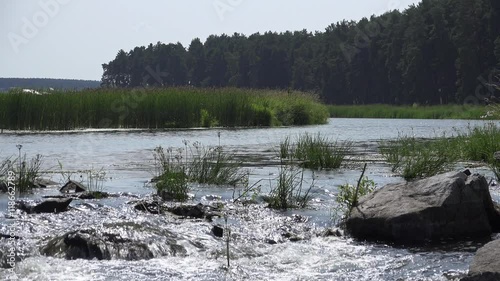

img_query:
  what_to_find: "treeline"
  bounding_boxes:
[101,0,500,105]
[0,78,100,92]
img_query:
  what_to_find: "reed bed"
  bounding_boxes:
[329,104,490,120]
[0,88,329,130]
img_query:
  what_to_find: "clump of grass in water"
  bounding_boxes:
[188,142,248,186]
[279,133,352,170]
[153,141,248,201]
[457,123,500,162]
[266,164,314,210]
[333,164,375,224]
[14,153,43,193]
[379,134,459,180]
[380,123,500,181]
[153,146,189,202]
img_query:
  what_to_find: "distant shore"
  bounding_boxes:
[328,104,497,120]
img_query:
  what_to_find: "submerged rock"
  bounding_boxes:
[41,228,185,260]
[321,228,343,237]
[76,191,110,199]
[461,239,500,281]
[346,171,500,244]
[168,203,205,218]
[133,200,163,214]
[212,225,224,238]
[33,178,58,188]
[0,181,7,192]
[17,198,73,214]
[60,180,87,193]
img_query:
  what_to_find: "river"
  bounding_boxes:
[0,118,499,280]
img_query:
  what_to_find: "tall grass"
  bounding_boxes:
[279,133,352,170]
[153,143,248,201]
[380,123,500,180]
[0,88,329,130]
[456,123,500,162]
[266,165,313,210]
[153,146,189,201]
[329,104,491,120]
[294,133,352,169]
[380,135,458,180]
[188,144,248,186]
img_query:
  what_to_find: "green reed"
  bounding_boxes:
[0,88,328,130]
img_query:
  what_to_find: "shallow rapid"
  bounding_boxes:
[1,118,499,280]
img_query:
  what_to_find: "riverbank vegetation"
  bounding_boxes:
[329,104,492,120]
[0,88,328,130]
[380,123,500,180]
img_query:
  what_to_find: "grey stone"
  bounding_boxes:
[18,198,73,214]
[60,180,87,193]
[345,171,500,244]
[461,239,500,281]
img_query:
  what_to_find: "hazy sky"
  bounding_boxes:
[1,0,421,81]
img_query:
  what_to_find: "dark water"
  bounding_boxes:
[0,118,499,280]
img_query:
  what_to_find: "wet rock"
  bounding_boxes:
[265,239,277,245]
[77,191,110,199]
[17,198,72,214]
[461,239,500,281]
[60,180,87,193]
[33,178,58,188]
[157,189,177,201]
[0,181,7,192]
[212,225,224,238]
[0,234,21,240]
[282,231,303,242]
[346,171,500,244]
[43,191,114,200]
[134,200,163,214]
[321,228,343,237]
[41,228,185,261]
[168,203,205,219]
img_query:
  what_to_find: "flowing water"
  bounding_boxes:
[0,118,499,281]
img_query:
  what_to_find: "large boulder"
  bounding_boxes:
[461,239,500,281]
[345,171,500,244]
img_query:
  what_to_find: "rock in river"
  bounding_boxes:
[17,198,73,214]
[461,239,500,281]
[345,171,500,244]
[41,228,186,260]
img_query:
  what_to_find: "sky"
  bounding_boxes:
[0,0,422,81]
